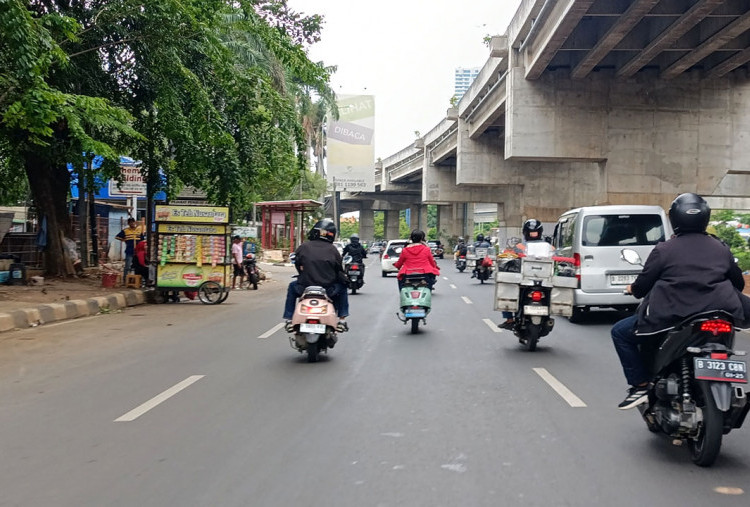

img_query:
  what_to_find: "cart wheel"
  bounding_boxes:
[218,288,230,303]
[198,281,224,304]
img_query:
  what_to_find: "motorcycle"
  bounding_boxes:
[288,285,339,362]
[509,256,555,351]
[473,246,493,283]
[397,272,433,334]
[343,254,364,294]
[620,249,749,466]
[242,253,260,290]
[455,255,467,272]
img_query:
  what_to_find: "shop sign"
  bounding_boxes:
[155,205,229,224]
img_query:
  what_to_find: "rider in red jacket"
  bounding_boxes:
[394,230,440,291]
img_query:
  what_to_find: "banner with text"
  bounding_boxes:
[327,94,375,192]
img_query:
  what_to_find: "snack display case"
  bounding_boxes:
[154,205,231,304]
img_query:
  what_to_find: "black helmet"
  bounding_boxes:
[523,219,543,241]
[476,233,484,243]
[458,237,465,243]
[308,219,336,242]
[669,193,710,234]
[350,233,359,243]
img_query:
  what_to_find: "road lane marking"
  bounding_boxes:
[461,296,473,305]
[533,368,587,408]
[258,322,285,339]
[483,319,502,333]
[115,375,205,422]
[450,284,457,289]
[442,277,449,280]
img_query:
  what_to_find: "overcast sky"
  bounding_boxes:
[287,0,523,159]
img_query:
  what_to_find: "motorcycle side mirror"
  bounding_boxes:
[621,248,642,266]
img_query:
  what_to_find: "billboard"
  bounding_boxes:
[327,95,375,192]
[109,160,146,196]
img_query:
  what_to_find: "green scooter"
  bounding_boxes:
[397,273,433,334]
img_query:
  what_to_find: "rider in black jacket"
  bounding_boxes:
[343,233,368,280]
[612,193,750,410]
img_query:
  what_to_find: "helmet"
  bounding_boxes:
[522,219,543,241]
[669,193,710,234]
[476,233,485,243]
[350,233,359,243]
[308,219,336,242]
[458,237,465,243]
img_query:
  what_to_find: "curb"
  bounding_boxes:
[0,290,146,333]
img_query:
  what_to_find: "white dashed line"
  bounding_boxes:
[450,284,457,289]
[258,322,285,339]
[443,277,449,280]
[533,368,587,408]
[461,296,473,305]
[483,319,502,333]
[115,375,205,422]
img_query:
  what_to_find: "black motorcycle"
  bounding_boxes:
[343,255,364,294]
[242,254,260,290]
[510,282,554,351]
[455,255,467,272]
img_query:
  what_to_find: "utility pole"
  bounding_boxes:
[332,177,338,239]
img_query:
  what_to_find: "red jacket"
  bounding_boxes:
[393,243,440,280]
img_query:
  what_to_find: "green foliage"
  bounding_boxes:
[373,211,384,239]
[339,219,358,239]
[713,223,747,250]
[712,209,736,222]
[711,211,750,271]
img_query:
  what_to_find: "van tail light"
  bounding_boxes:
[700,319,732,336]
[530,291,543,302]
[383,254,389,259]
[573,253,581,285]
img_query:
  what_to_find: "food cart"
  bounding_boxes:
[154,205,231,304]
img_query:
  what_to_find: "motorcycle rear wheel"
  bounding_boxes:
[688,381,723,467]
[410,318,419,334]
[524,324,540,352]
[351,286,357,295]
[307,340,321,363]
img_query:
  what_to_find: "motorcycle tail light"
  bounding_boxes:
[460,255,465,259]
[410,291,422,299]
[711,352,729,360]
[531,291,543,302]
[301,304,327,315]
[700,319,732,336]
[307,319,320,324]
[350,265,359,270]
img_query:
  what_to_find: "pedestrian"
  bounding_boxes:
[116,217,144,285]
[231,235,244,289]
[132,238,149,286]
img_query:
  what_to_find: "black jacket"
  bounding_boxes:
[294,240,346,288]
[343,242,367,263]
[632,232,748,334]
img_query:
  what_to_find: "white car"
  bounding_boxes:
[381,239,409,277]
[333,241,345,256]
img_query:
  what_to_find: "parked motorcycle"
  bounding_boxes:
[343,254,364,294]
[288,286,339,362]
[242,253,260,290]
[397,272,433,334]
[621,249,749,466]
[455,255,467,272]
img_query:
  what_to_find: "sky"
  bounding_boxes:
[287,0,523,159]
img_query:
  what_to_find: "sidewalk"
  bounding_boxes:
[0,262,294,333]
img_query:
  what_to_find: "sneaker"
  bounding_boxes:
[498,319,515,330]
[336,321,349,333]
[618,386,649,410]
[284,320,294,333]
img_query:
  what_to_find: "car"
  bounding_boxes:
[333,241,345,256]
[369,244,382,254]
[427,240,444,259]
[381,239,409,277]
[551,204,672,322]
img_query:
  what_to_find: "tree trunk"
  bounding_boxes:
[25,153,74,276]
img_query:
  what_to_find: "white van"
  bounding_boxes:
[551,205,672,322]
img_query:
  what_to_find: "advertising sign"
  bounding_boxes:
[109,162,147,196]
[271,212,285,225]
[155,205,229,224]
[327,95,376,192]
[157,223,226,235]
[156,264,231,288]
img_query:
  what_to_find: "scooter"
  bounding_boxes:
[343,254,364,294]
[475,255,494,284]
[397,273,433,334]
[455,255,467,272]
[288,286,339,362]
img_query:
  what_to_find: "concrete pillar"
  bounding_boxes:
[437,204,462,240]
[359,207,374,243]
[384,210,400,240]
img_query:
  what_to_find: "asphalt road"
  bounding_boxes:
[0,258,748,506]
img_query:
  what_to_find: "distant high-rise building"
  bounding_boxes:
[454,67,480,101]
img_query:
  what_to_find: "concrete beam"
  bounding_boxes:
[429,127,458,165]
[490,35,509,58]
[467,75,508,140]
[525,0,596,80]
[571,0,660,79]
[661,10,750,79]
[706,47,750,78]
[617,0,724,78]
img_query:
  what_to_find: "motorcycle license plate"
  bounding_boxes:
[348,271,359,276]
[300,323,326,334]
[694,357,747,383]
[405,310,426,318]
[523,305,549,316]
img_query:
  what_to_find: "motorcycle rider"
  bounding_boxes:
[498,219,547,329]
[454,237,468,260]
[394,229,440,291]
[612,193,750,409]
[283,219,349,333]
[342,233,368,280]
[470,233,492,278]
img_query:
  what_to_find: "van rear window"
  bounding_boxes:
[582,215,665,246]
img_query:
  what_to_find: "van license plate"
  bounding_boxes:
[523,305,549,316]
[694,358,747,383]
[300,323,326,334]
[610,274,638,285]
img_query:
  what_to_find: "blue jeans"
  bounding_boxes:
[611,314,650,386]
[124,254,134,282]
[283,281,349,320]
